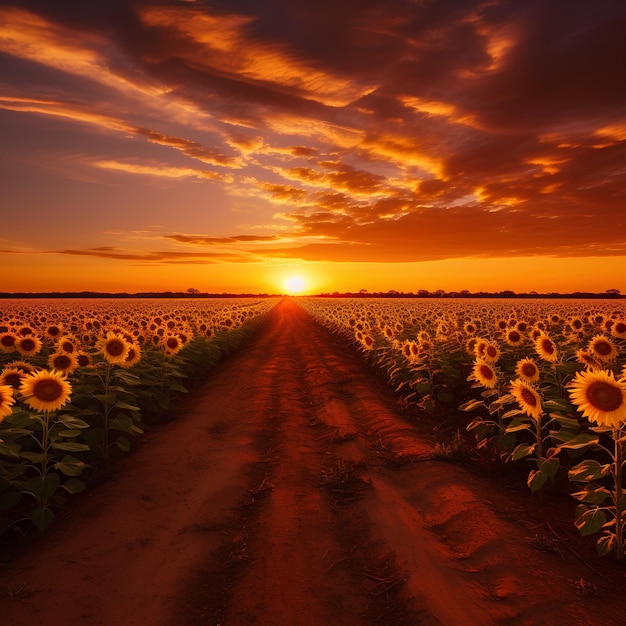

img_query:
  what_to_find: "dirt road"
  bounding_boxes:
[0,298,624,625]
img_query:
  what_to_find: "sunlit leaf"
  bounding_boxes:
[574,505,607,536]
[568,459,612,482]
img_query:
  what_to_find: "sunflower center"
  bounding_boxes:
[486,346,497,358]
[508,331,521,342]
[615,322,626,334]
[541,339,554,354]
[106,339,126,356]
[520,387,538,407]
[521,363,537,377]
[166,338,179,349]
[587,382,623,412]
[21,338,35,351]
[33,379,63,402]
[479,365,494,379]
[53,355,71,369]
[594,341,612,356]
[1,335,15,347]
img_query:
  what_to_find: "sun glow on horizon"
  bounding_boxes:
[283,275,306,294]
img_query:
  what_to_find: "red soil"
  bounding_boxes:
[1,298,625,625]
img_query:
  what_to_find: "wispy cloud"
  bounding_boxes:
[92,159,233,182]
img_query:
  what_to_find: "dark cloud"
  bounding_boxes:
[165,233,282,245]
[467,0,626,131]
[52,245,254,263]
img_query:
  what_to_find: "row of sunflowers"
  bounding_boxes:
[0,298,277,534]
[299,297,626,560]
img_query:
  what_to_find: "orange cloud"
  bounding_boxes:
[139,5,378,108]
[92,159,232,182]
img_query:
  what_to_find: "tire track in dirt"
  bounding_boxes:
[2,299,625,626]
[214,346,366,625]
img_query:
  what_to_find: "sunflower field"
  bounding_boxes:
[299,297,626,559]
[0,298,277,534]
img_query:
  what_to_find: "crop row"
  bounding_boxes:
[299,297,626,560]
[0,298,277,535]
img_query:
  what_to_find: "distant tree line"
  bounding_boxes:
[0,288,622,299]
[0,291,273,299]
[315,288,624,299]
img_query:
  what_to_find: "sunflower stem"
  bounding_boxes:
[40,413,50,477]
[99,362,113,466]
[614,427,624,560]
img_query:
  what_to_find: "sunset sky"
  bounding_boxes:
[1,0,625,295]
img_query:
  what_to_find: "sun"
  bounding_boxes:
[284,275,306,294]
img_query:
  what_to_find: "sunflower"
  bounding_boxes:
[0,367,26,390]
[56,336,78,354]
[465,337,478,355]
[496,319,508,331]
[474,339,488,359]
[162,334,183,356]
[0,384,15,421]
[535,333,558,363]
[590,313,605,327]
[509,379,542,420]
[587,334,618,362]
[4,360,36,374]
[549,314,561,325]
[576,350,600,370]
[505,329,524,346]
[15,335,43,357]
[97,332,131,364]
[76,352,93,368]
[401,341,412,359]
[516,321,529,333]
[464,322,477,335]
[471,360,498,388]
[611,320,626,339]
[47,351,79,375]
[515,357,540,384]
[569,317,584,332]
[0,332,17,353]
[568,369,626,428]
[19,369,72,414]
[44,324,63,339]
[482,342,501,363]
